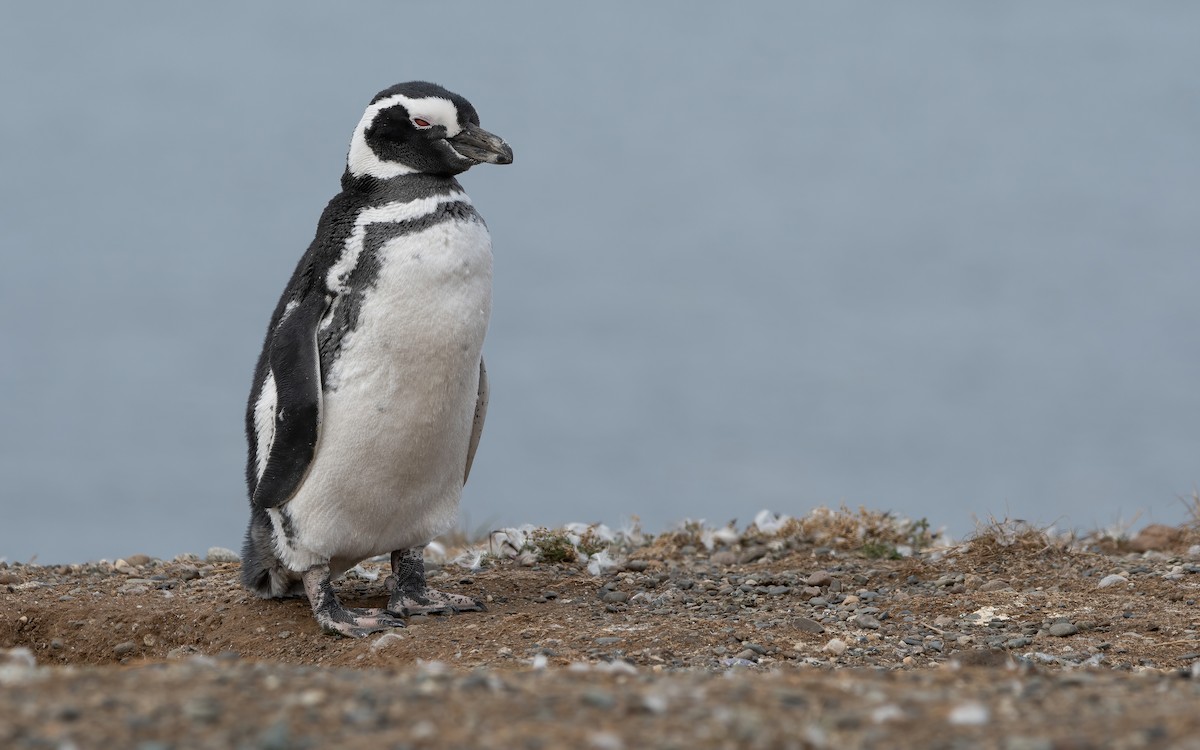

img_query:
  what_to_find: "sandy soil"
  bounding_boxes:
[3,512,1200,749]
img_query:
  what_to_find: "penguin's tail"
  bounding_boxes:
[240,508,302,599]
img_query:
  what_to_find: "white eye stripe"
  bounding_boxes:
[347,94,462,178]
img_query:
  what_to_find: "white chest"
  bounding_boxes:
[275,216,493,570]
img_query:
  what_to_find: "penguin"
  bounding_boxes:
[240,82,513,637]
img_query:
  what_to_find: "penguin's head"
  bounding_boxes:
[346,81,513,180]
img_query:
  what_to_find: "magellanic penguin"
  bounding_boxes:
[240,82,513,637]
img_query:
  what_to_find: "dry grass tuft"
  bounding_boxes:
[1183,490,1200,531]
[959,516,1075,563]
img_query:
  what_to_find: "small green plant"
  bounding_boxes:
[526,529,578,564]
[576,529,608,557]
[860,541,901,560]
[906,517,932,552]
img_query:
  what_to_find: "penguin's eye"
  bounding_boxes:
[412,118,432,128]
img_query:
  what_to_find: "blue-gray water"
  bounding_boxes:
[2,3,1198,563]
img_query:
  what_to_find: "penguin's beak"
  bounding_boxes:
[449,122,514,165]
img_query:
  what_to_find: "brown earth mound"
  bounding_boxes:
[3,512,1200,749]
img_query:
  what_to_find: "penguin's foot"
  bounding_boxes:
[384,546,487,617]
[302,565,405,638]
[387,588,487,617]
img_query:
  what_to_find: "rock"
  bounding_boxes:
[793,617,825,634]
[0,647,36,668]
[589,731,624,750]
[955,650,1011,667]
[206,547,240,563]
[822,638,848,655]
[183,696,220,723]
[1128,524,1183,552]
[167,645,201,660]
[595,636,622,645]
[1048,622,1079,637]
[113,641,139,656]
[948,702,990,726]
[370,633,406,653]
[852,614,882,630]
[257,719,293,750]
[711,551,737,566]
[582,689,617,709]
[624,560,649,572]
[766,585,790,596]
[806,571,833,587]
[978,580,1012,592]
[601,591,630,604]
[1097,574,1128,589]
[125,554,152,566]
[739,546,768,564]
[178,566,201,581]
[0,572,20,585]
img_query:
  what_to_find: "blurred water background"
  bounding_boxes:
[2,2,1198,562]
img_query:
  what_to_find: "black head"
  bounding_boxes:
[346,81,513,179]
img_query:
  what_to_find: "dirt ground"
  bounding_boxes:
[3,511,1200,749]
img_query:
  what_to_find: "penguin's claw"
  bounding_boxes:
[387,589,487,617]
[316,607,406,638]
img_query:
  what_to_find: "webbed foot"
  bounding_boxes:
[388,589,487,617]
[302,565,405,638]
[384,546,487,617]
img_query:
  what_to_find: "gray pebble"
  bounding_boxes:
[114,641,138,656]
[1003,738,1054,750]
[178,566,201,581]
[1048,622,1079,637]
[852,614,882,630]
[793,617,825,634]
[711,551,737,566]
[183,696,220,723]
[601,591,630,604]
[582,689,617,709]
[257,719,292,750]
[978,579,1012,592]
[767,586,790,596]
[806,571,833,587]
[736,648,759,661]
[624,560,649,572]
[595,637,622,645]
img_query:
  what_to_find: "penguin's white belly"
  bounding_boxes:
[275,219,492,573]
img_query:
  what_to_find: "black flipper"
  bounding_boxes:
[252,292,326,510]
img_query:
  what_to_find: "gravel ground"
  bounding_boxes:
[3,513,1200,749]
